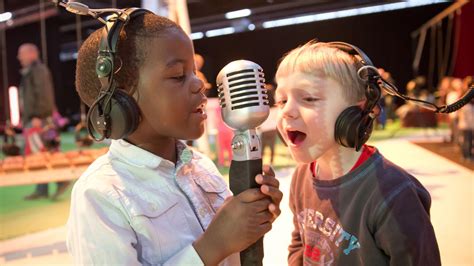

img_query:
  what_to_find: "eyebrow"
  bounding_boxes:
[166,59,186,68]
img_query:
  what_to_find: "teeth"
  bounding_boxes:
[196,108,205,114]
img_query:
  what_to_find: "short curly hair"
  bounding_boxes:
[75,12,182,106]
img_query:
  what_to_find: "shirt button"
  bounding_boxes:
[149,203,157,211]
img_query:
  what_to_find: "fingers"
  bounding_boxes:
[255,165,278,188]
[254,165,283,221]
[237,188,266,203]
[268,203,281,222]
[263,164,275,177]
[257,221,272,234]
[255,210,274,224]
[246,211,273,234]
[253,198,272,212]
[258,178,283,217]
[259,183,282,202]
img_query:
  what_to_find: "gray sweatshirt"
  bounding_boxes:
[288,147,441,266]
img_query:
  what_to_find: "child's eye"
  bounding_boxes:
[172,75,186,82]
[275,99,287,108]
[303,97,319,103]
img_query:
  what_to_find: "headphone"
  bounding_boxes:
[85,7,150,141]
[329,42,382,151]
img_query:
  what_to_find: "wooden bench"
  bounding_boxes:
[0,148,108,187]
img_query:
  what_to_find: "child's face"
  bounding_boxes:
[275,72,351,163]
[134,29,206,142]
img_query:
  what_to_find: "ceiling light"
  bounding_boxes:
[205,27,235,37]
[190,32,204,40]
[225,9,251,20]
[262,0,449,29]
[0,12,12,23]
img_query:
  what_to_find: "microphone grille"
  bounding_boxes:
[216,60,270,130]
[217,62,269,110]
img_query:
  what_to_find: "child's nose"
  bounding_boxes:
[281,100,298,119]
[192,75,205,94]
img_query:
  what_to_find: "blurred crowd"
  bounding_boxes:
[378,70,474,162]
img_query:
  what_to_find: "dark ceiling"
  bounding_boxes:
[3,0,399,33]
[4,0,396,18]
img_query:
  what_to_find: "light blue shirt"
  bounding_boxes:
[67,139,240,265]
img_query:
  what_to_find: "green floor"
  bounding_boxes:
[0,121,446,240]
[0,132,105,240]
[0,183,73,240]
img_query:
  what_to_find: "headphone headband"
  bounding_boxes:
[59,2,179,143]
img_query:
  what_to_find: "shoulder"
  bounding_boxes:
[371,152,431,212]
[377,154,428,193]
[71,154,126,203]
[31,62,50,74]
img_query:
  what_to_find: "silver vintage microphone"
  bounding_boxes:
[216,60,270,266]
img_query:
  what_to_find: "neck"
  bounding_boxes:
[126,136,178,163]
[315,145,362,181]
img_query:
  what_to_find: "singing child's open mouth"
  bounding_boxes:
[287,130,307,146]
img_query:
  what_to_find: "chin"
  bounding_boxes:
[289,150,315,164]
[186,128,205,140]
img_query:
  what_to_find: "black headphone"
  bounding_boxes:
[329,42,382,151]
[86,8,150,141]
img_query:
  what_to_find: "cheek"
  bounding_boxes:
[276,113,285,136]
[304,111,331,140]
[303,110,339,160]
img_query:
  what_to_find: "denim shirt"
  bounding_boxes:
[67,139,240,265]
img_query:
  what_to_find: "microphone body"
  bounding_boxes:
[216,60,270,266]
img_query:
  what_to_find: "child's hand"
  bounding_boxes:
[193,188,273,265]
[255,164,283,222]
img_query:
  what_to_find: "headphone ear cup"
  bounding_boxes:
[335,106,375,151]
[335,106,364,149]
[107,89,141,139]
[88,89,140,140]
[358,116,374,151]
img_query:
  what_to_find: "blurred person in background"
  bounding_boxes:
[446,78,463,143]
[457,76,474,162]
[17,43,70,200]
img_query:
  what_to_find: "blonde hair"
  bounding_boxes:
[276,40,366,103]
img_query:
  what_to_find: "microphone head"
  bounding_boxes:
[216,60,270,130]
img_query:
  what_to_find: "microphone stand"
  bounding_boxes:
[229,128,264,266]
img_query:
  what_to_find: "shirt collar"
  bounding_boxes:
[109,139,194,169]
